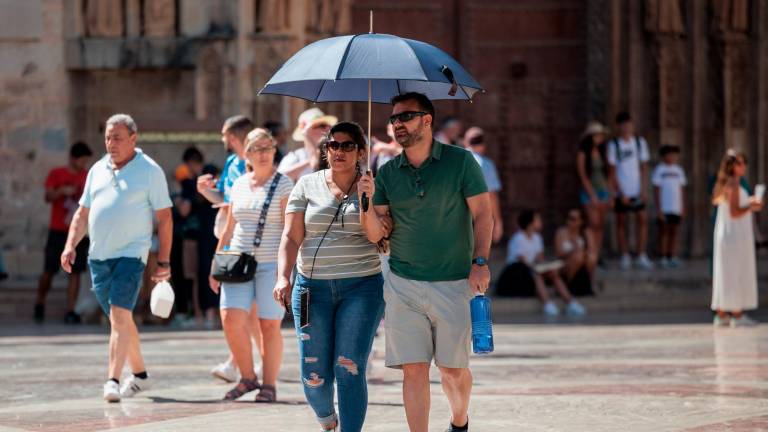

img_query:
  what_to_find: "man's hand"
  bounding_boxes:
[197,174,216,194]
[468,264,490,295]
[151,264,171,283]
[273,276,293,309]
[60,246,76,273]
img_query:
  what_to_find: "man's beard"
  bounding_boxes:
[395,123,423,148]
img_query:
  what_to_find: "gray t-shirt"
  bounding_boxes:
[286,170,381,279]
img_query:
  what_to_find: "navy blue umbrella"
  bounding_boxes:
[258,33,484,103]
[259,15,484,208]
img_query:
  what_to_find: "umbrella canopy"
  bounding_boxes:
[258,33,483,103]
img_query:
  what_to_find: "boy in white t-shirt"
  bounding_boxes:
[652,145,686,268]
[505,210,586,317]
[607,111,653,270]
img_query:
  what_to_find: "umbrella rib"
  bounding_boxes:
[335,33,364,81]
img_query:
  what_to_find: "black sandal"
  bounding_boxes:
[223,377,260,401]
[253,384,277,403]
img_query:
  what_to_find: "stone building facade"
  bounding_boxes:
[0,0,765,276]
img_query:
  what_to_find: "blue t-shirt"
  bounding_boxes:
[217,154,247,203]
[79,148,173,263]
[470,151,502,193]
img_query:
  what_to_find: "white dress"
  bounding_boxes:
[711,187,758,311]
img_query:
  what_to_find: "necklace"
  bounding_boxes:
[327,170,359,202]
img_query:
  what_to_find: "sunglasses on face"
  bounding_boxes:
[388,111,427,125]
[246,145,276,154]
[325,140,358,152]
[469,135,485,145]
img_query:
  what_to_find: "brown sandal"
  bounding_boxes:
[253,384,277,403]
[223,377,260,401]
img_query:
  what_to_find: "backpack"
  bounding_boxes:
[611,135,642,164]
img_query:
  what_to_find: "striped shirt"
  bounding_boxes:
[229,172,294,263]
[286,170,381,279]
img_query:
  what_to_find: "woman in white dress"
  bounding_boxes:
[711,150,763,327]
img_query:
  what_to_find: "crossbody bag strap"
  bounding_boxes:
[253,172,283,249]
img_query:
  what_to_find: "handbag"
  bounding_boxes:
[211,173,282,283]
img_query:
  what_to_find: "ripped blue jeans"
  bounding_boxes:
[292,273,384,432]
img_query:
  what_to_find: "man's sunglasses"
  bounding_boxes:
[388,111,428,125]
[325,140,359,152]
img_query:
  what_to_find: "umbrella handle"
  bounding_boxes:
[361,192,369,212]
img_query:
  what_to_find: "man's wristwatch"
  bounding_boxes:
[472,256,488,266]
[157,261,170,269]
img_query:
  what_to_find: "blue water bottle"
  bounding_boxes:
[470,294,494,354]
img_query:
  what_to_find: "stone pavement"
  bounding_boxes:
[0,319,767,432]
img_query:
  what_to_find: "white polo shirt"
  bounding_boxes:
[79,148,172,263]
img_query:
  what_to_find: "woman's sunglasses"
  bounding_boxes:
[246,145,276,154]
[388,111,427,125]
[325,140,358,152]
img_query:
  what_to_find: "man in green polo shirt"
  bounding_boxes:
[358,92,493,432]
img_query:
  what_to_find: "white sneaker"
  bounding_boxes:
[713,315,730,327]
[542,301,559,317]
[565,301,586,317]
[211,360,239,383]
[636,254,654,270]
[620,254,632,270]
[103,380,121,402]
[120,374,152,398]
[730,315,759,328]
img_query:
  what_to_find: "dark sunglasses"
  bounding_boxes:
[469,135,485,146]
[388,111,427,125]
[325,140,358,152]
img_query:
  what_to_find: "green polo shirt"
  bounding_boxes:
[373,140,488,281]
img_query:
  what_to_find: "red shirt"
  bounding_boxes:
[45,167,88,232]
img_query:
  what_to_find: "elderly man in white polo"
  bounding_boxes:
[61,114,173,402]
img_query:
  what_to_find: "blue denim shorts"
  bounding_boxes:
[220,262,284,320]
[89,257,146,315]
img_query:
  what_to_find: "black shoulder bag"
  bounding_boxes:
[211,173,282,283]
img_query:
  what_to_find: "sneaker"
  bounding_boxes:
[542,301,559,317]
[730,315,759,328]
[669,257,682,268]
[120,374,152,398]
[713,315,730,327]
[211,361,239,383]
[620,254,632,270]
[636,254,654,270]
[103,380,121,402]
[33,304,45,323]
[660,257,671,269]
[565,301,586,317]
[64,311,81,324]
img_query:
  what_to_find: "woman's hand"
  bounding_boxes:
[273,276,293,309]
[357,172,375,206]
[209,274,220,294]
[749,197,763,212]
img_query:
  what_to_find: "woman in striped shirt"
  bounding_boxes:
[213,128,294,402]
[274,122,389,432]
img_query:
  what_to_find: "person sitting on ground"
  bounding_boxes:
[554,208,596,296]
[502,210,587,317]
